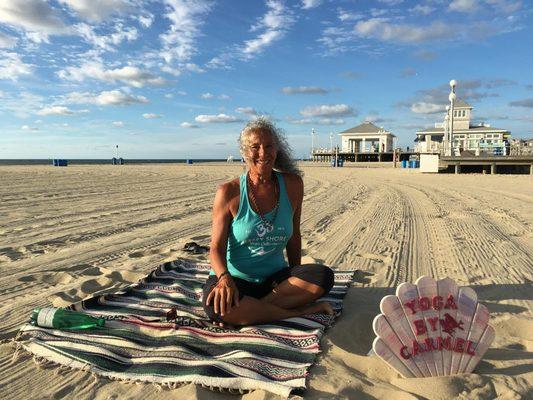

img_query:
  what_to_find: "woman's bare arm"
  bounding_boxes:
[209,183,233,277]
[285,174,303,267]
[207,182,240,316]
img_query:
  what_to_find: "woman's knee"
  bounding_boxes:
[291,263,334,295]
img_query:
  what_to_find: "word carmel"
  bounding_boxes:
[400,336,476,359]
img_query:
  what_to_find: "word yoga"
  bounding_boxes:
[372,276,495,378]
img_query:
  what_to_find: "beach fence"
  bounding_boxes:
[52,159,68,167]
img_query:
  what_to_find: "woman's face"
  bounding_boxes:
[244,129,277,176]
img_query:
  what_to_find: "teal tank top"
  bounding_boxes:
[225,171,293,283]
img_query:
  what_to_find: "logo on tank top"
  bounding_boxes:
[255,222,274,238]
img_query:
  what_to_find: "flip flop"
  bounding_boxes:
[183,242,199,251]
[192,244,209,254]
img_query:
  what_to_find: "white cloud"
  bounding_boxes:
[74,22,138,50]
[160,65,181,76]
[58,0,130,22]
[354,18,449,44]
[410,5,435,15]
[288,117,345,125]
[410,102,445,114]
[37,106,76,116]
[301,0,323,9]
[195,114,242,123]
[0,52,33,81]
[378,0,404,5]
[21,125,38,131]
[363,114,392,124]
[236,107,257,115]
[184,63,205,73]
[139,14,154,28]
[300,104,355,117]
[241,0,295,57]
[58,61,166,87]
[200,92,229,100]
[159,0,213,63]
[449,0,479,13]
[486,0,522,14]
[0,91,43,118]
[338,10,364,21]
[113,121,124,127]
[143,113,163,119]
[164,93,174,99]
[64,90,149,106]
[0,32,17,48]
[177,90,187,96]
[180,122,199,128]
[0,0,70,42]
[282,86,328,95]
[96,90,148,105]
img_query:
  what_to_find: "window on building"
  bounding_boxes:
[462,110,466,117]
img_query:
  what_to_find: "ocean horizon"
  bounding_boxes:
[0,159,236,166]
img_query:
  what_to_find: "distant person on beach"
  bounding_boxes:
[203,117,334,326]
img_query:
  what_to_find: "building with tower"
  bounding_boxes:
[415,99,511,155]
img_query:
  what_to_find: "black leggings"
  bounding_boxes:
[202,264,334,322]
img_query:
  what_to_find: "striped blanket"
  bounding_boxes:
[17,259,354,397]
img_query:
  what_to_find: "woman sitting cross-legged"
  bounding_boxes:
[202,117,334,326]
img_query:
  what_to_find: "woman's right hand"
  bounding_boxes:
[206,274,240,317]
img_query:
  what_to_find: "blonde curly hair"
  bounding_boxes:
[238,116,302,176]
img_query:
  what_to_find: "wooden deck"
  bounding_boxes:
[311,151,417,162]
[439,156,533,174]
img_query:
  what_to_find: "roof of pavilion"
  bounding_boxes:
[340,122,396,136]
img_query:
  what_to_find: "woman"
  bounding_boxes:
[203,117,334,326]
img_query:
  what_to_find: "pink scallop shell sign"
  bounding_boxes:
[372,276,495,377]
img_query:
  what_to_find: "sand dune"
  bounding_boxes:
[0,163,531,399]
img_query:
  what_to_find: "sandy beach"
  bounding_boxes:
[0,163,531,399]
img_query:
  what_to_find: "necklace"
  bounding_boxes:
[247,172,279,231]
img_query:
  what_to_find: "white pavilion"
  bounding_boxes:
[339,122,395,153]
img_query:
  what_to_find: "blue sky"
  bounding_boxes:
[1,0,532,159]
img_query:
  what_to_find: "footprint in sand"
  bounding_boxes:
[48,290,83,307]
[356,252,392,265]
[41,272,77,285]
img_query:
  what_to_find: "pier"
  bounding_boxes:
[439,156,533,175]
[311,151,417,163]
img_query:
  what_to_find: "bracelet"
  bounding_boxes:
[218,271,231,280]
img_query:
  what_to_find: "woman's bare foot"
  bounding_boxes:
[301,301,334,316]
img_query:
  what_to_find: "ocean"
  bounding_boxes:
[0,159,231,166]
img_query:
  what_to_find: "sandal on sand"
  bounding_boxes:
[183,242,209,254]
[183,242,198,251]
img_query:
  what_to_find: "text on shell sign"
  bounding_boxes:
[399,294,476,359]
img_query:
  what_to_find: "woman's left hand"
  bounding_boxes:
[206,274,240,317]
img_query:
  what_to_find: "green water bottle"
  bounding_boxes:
[30,307,105,330]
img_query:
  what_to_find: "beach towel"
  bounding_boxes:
[16,259,355,398]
